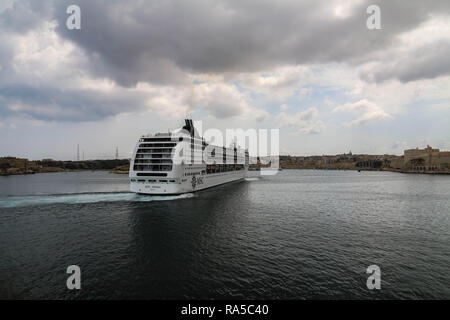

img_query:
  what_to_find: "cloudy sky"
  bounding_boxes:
[1,0,450,160]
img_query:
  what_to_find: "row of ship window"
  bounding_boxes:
[131,179,177,183]
[138,137,249,153]
[133,165,173,171]
[206,164,245,174]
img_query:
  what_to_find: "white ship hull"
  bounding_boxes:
[130,165,246,195]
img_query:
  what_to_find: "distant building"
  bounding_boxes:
[388,156,404,170]
[404,145,450,171]
[356,159,383,169]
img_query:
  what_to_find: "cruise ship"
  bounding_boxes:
[129,119,249,195]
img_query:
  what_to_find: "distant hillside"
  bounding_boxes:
[0,157,130,175]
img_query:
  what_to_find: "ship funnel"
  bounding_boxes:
[183,119,195,137]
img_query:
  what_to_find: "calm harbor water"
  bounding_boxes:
[0,170,449,299]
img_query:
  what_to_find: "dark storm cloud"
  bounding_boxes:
[50,0,450,85]
[0,85,150,121]
[369,41,450,83]
[0,0,53,33]
[3,0,450,84]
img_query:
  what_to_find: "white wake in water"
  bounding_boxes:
[245,177,260,181]
[0,192,194,208]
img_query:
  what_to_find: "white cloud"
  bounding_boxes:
[298,87,312,100]
[333,99,392,126]
[276,107,325,134]
[189,82,249,118]
[189,82,268,121]
[236,66,311,102]
[8,20,88,87]
[280,104,289,111]
[332,0,365,19]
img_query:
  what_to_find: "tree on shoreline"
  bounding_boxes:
[0,162,11,174]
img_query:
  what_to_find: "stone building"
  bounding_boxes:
[388,156,404,170]
[403,145,450,171]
